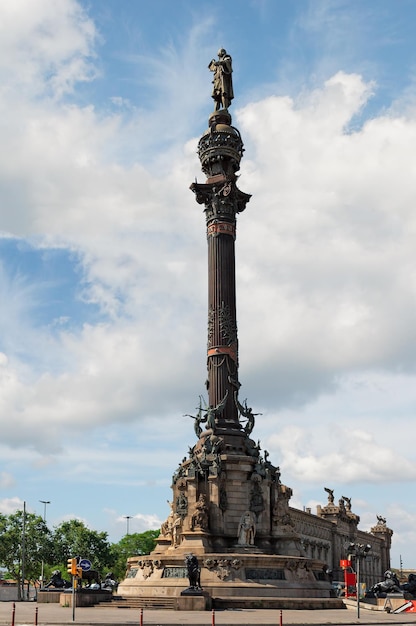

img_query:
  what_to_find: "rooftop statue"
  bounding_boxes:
[342,496,352,511]
[324,487,334,503]
[209,48,234,111]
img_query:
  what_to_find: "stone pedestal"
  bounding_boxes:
[37,590,61,603]
[118,410,332,605]
[178,590,212,611]
[59,590,112,607]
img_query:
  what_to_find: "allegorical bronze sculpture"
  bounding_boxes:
[367,570,416,599]
[44,570,71,589]
[209,48,234,110]
[402,573,416,597]
[367,570,402,597]
[185,554,201,590]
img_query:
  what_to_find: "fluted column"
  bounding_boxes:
[191,109,250,433]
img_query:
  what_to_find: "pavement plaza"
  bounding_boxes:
[0,601,415,626]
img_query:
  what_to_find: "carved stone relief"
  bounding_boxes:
[204,557,242,581]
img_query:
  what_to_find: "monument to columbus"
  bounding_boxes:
[118,50,392,609]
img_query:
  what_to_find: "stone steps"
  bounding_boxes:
[212,596,345,610]
[105,595,344,611]
[101,596,177,610]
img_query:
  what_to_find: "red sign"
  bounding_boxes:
[344,571,357,598]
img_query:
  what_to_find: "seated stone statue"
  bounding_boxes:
[191,494,209,531]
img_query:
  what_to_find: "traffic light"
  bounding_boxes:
[76,567,83,579]
[67,557,77,576]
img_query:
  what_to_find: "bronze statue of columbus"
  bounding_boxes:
[209,48,234,110]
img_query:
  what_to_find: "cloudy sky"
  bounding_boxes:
[1,0,416,570]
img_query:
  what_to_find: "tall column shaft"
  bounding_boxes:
[207,221,238,425]
[190,109,251,434]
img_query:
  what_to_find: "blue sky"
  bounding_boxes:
[1,0,416,571]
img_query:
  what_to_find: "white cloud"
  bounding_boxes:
[116,513,161,533]
[236,73,416,405]
[0,0,97,99]
[384,505,416,560]
[0,473,15,489]
[0,496,24,514]
[269,423,416,484]
[256,371,416,489]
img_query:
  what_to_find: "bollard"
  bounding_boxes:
[139,607,143,626]
[279,609,283,626]
[212,607,215,626]
[35,606,38,626]
[11,602,15,626]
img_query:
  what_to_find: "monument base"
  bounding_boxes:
[118,551,332,607]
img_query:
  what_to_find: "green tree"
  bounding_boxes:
[110,530,160,581]
[0,510,53,600]
[51,519,113,575]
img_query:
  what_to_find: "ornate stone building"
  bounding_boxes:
[291,493,392,588]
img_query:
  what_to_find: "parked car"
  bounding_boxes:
[332,581,346,597]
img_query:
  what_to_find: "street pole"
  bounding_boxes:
[72,576,76,622]
[124,515,132,535]
[347,542,371,619]
[356,553,360,619]
[39,500,50,589]
[21,502,26,601]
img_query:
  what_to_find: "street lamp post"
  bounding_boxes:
[348,542,371,619]
[21,501,26,601]
[40,500,50,522]
[124,515,132,535]
[39,500,50,589]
